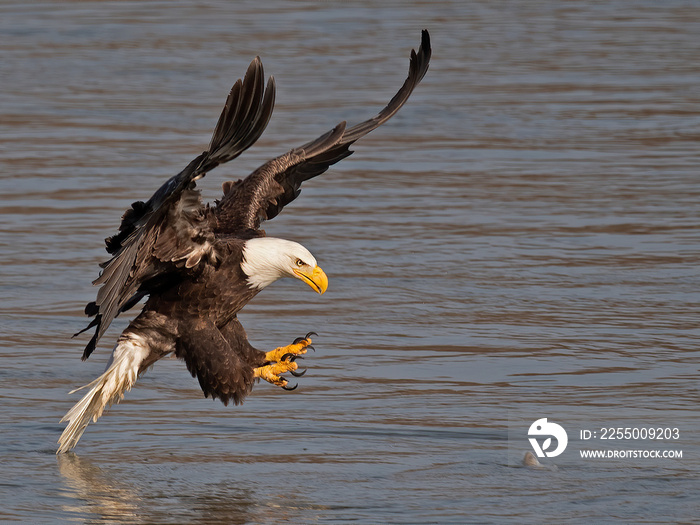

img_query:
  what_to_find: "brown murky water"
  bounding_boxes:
[1,1,699,523]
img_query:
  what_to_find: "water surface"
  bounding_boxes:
[1,1,699,523]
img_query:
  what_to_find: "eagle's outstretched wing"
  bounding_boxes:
[79,58,275,359]
[213,30,431,233]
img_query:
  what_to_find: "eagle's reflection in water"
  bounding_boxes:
[56,454,273,524]
[57,454,141,524]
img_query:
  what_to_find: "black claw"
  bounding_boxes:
[282,382,298,391]
[305,331,318,339]
[293,337,306,345]
[291,368,307,377]
[306,345,315,353]
[281,353,295,362]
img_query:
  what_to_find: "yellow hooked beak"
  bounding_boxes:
[294,265,328,295]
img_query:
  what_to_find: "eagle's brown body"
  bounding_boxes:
[58,31,431,453]
[133,239,265,405]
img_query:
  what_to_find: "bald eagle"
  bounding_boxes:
[57,31,431,453]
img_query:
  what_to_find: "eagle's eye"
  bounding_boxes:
[295,258,305,267]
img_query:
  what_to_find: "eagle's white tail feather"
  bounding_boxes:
[57,335,149,454]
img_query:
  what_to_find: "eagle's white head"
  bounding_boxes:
[241,237,328,293]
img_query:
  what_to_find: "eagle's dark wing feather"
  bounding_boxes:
[79,58,275,359]
[214,30,431,233]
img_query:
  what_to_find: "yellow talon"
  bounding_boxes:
[254,360,299,386]
[264,336,313,363]
[256,334,316,390]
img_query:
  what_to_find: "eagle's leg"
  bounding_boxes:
[253,333,316,390]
